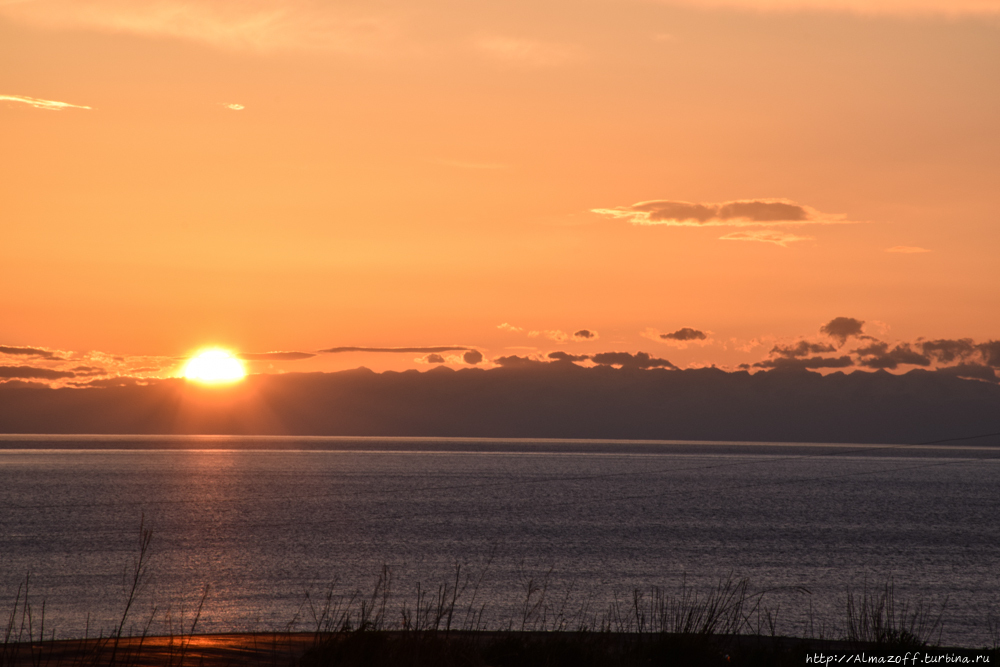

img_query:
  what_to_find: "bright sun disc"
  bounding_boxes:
[183,349,246,384]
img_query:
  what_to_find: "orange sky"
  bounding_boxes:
[2,0,999,382]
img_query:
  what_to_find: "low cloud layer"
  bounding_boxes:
[770,341,837,358]
[319,346,472,354]
[0,365,77,380]
[548,351,590,363]
[593,199,844,228]
[0,345,63,360]
[854,342,930,370]
[591,351,677,370]
[0,94,91,111]
[754,355,853,371]
[7,364,998,443]
[749,317,1000,381]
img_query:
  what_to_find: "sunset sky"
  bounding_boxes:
[3,0,999,385]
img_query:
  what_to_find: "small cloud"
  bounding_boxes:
[643,327,712,348]
[222,103,245,110]
[475,36,581,67]
[239,351,316,361]
[463,350,484,365]
[661,327,707,342]
[0,94,91,111]
[719,230,814,246]
[886,246,930,253]
[572,329,597,340]
[593,198,845,228]
[591,351,677,370]
[419,353,446,364]
[497,323,523,333]
[820,317,866,345]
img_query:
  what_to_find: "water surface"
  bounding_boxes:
[1,437,998,646]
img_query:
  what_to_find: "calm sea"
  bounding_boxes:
[1,436,998,647]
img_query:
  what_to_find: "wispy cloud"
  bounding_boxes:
[238,351,316,361]
[222,103,245,111]
[593,199,845,229]
[475,36,582,67]
[434,159,508,170]
[527,329,597,343]
[0,0,399,54]
[0,95,91,111]
[886,246,930,253]
[318,346,473,354]
[719,230,814,246]
[659,0,1000,16]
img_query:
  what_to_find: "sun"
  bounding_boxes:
[182,349,246,384]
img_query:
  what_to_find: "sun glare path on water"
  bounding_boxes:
[182,349,247,384]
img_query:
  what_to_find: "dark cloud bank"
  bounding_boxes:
[1,365,998,444]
